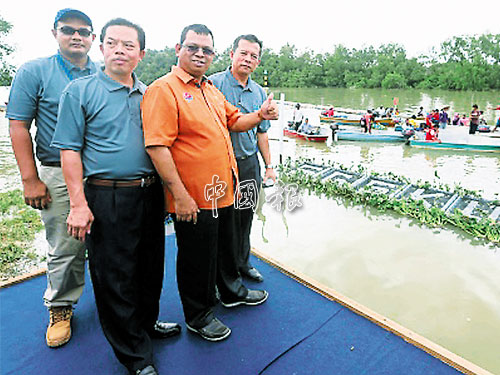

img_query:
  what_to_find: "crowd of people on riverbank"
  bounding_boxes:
[5,8,280,375]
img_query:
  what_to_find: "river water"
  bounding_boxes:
[1,87,500,373]
[251,89,500,374]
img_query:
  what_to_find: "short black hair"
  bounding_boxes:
[180,24,213,46]
[100,18,146,51]
[232,34,263,56]
[472,104,478,109]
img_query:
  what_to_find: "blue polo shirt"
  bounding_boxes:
[209,68,270,159]
[6,52,97,163]
[51,68,154,179]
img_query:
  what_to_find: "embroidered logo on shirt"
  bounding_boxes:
[183,92,193,103]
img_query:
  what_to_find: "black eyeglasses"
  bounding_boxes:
[58,26,93,38]
[182,44,215,56]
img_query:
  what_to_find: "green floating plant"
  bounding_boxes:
[278,158,500,245]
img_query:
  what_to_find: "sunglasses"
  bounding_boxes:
[182,44,215,57]
[58,26,93,37]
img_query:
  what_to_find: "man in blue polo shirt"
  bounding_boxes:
[52,18,180,375]
[6,8,96,348]
[210,34,276,282]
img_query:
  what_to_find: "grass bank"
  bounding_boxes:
[0,189,44,280]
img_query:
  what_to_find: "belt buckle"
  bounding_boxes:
[141,177,146,188]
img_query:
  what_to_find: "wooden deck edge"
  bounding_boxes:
[251,248,494,375]
[0,267,47,289]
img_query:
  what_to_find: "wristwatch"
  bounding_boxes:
[265,164,274,169]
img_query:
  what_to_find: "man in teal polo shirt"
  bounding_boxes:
[6,8,96,348]
[52,18,179,375]
[210,34,276,282]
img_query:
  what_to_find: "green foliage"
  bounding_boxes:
[134,33,500,91]
[278,160,500,245]
[0,15,15,86]
[0,190,44,278]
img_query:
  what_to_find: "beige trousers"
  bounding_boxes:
[40,166,86,308]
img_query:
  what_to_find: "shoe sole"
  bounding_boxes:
[185,324,231,342]
[221,291,269,308]
[46,330,71,348]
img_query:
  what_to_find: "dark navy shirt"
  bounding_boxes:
[6,52,97,163]
[209,68,270,159]
[51,68,154,179]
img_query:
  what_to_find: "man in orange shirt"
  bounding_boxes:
[142,24,278,342]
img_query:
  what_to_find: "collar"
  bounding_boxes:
[56,50,93,71]
[98,66,144,94]
[172,66,210,87]
[226,67,253,91]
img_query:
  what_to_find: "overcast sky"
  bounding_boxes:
[2,0,500,67]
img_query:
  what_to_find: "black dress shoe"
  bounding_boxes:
[186,317,231,341]
[241,267,264,282]
[221,289,269,308]
[134,365,158,375]
[148,320,181,339]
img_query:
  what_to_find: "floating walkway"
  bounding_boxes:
[0,235,493,374]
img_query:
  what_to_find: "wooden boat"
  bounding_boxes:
[409,139,500,153]
[330,117,361,126]
[283,128,329,142]
[375,118,396,126]
[319,116,337,123]
[336,131,406,143]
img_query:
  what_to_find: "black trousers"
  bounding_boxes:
[469,122,478,134]
[85,180,165,373]
[174,205,247,327]
[236,153,262,272]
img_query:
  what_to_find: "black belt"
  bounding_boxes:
[41,161,61,167]
[236,153,257,161]
[86,175,157,188]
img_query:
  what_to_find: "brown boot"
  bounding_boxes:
[46,306,73,348]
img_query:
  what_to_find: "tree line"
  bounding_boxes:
[1,14,498,91]
[135,34,500,91]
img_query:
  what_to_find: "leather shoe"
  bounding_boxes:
[241,267,264,282]
[134,365,158,375]
[148,320,181,339]
[221,289,269,308]
[186,317,231,341]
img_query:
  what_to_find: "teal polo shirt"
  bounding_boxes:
[209,68,270,159]
[6,52,97,163]
[51,68,155,179]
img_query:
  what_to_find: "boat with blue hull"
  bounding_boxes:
[409,139,500,153]
[336,130,406,143]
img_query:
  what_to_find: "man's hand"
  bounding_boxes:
[174,193,200,224]
[23,177,52,209]
[264,167,277,184]
[67,205,94,242]
[260,93,279,120]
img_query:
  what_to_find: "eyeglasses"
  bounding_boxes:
[182,44,215,57]
[58,26,93,37]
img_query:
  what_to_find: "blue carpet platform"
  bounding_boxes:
[1,235,465,375]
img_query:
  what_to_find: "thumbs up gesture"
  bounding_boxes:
[259,92,279,120]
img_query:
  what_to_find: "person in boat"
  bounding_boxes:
[325,106,335,117]
[363,110,373,134]
[141,24,276,343]
[298,118,312,134]
[425,123,439,141]
[292,103,304,130]
[459,114,469,126]
[6,8,97,349]
[417,106,424,117]
[439,108,449,129]
[209,34,276,283]
[469,104,480,135]
[452,113,460,125]
[52,18,181,375]
[492,106,500,132]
